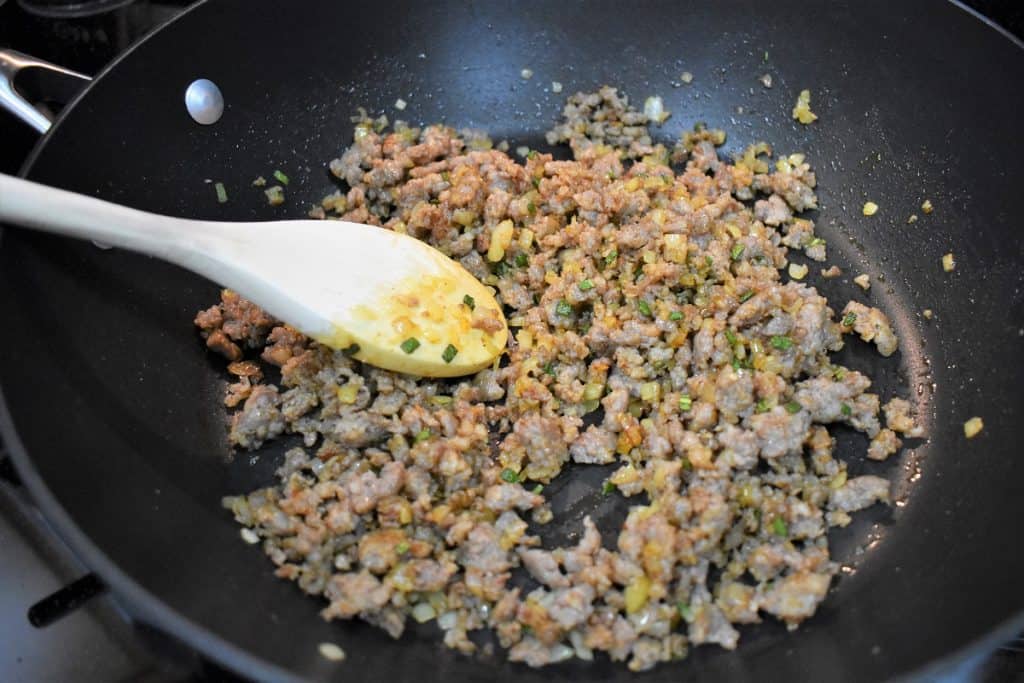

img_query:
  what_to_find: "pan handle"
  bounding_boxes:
[0,49,91,135]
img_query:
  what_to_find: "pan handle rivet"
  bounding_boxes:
[185,78,224,125]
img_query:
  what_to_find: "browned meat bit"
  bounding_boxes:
[204,329,241,361]
[569,425,617,464]
[460,523,512,601]
[519,548,569,588]
[483,483,542,512]
[228,360,262,379]
[754,194,792,226]
[841,301,898,357]
[358,528,407,574]
[471,307,505,334]
[829,475,890,512]
[322,570,392,619]
[229,385,284,449]
[194,289,277,360]
[687,602,739,649]
[261,326,309,366]
[224,361,263,407]
[867,428,902,461]
[883,397,924,437]
[716,582,760,623]
[746,406,812,459]
[224,380,253,407]
[759,572,831,626]
[501,414,570,482]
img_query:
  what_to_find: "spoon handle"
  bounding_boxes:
[0,172,200,261]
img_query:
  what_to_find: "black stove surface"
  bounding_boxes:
[0,1,1022,681]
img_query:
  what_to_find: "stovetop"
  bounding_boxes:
[1,1,1022,681]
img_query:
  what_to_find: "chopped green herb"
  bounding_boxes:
[531,176,541,189]
[755,399,770,414]
[500,468,520,483]
[400,337,421,354]
[637,300,652,317]
[808,237,826,247]
[494,261,510,277]
[731,244,745,261]
[724,328,738,346]
[526,149,538,160]
[441,344,458,364]
[842,312,857,327]
[739,290,755,303]
[770,335,793,351]
[395,540,410,554]
[341,343,361,356]
[272,169,290,185]
[555,300,573,316]
[731,357,742,371]
[832,366,847,381]
[679,395,693,411]
[785,401,802,415]
[841,403,853,417]
[532,484,544,494]
[527,201,536,214]
[463,294,476,310]
[543,361,556,376]
[772,517,788,537]
[677,602,693,621]
[705,255,714,268]
[414,428,431,442]
[669,311,683,321]
[515,253,529,268]
[578,279,595,291]
[601,481,616,495]
[604,250,618,267]
[214,182,228,203]
[441,171,450,183]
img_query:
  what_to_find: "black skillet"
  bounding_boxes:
[1,1,1023,681]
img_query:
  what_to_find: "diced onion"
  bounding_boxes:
[549,644,575,663]
[411,602,436,623]
[792,89,818,124]
[318,643,346,662]
[643,96,670,124]
[570,630,594,661]
[437,611,458,630]
[487,219,515,262]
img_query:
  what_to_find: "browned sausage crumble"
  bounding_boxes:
[199,87,921,670]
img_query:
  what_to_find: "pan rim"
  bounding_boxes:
[2,0,1023,680]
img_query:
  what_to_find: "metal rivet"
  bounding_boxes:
[185,78,224,125]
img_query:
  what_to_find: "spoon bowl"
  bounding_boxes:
[0,173,508,377]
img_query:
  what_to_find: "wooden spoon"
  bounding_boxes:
[0,173,508,377]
